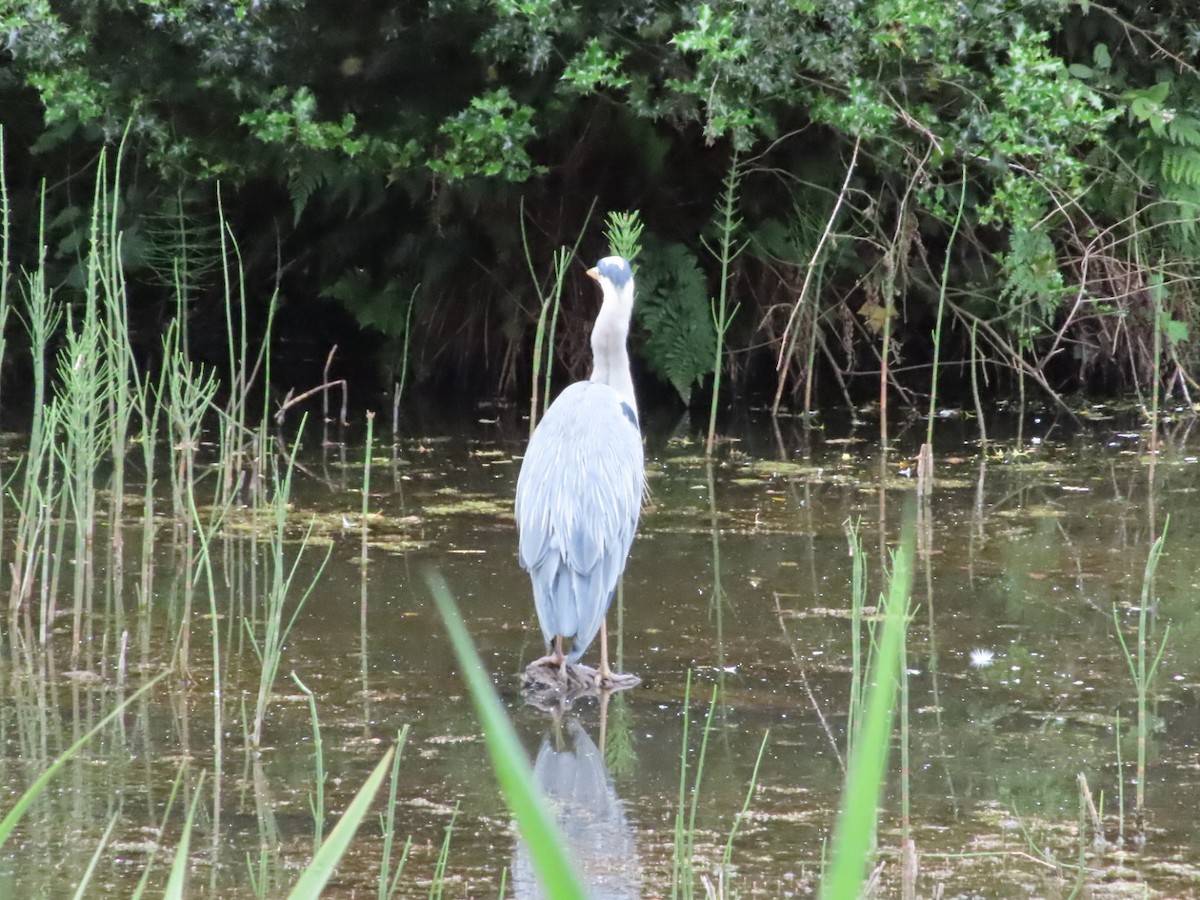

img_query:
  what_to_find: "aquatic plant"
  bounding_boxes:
[426,569,588,898]
[821,518,914,899]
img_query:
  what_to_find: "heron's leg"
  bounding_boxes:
[530,635,566,669]
[598,617,614,683]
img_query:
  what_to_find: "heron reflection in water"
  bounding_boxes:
[511,695,641,898]
[516,256,645,689]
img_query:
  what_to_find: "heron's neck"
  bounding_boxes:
[589,283,637,417]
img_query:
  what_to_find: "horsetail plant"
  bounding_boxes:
[1112,520,1171,822]
[704,157,746,458]
[246,427,333,748]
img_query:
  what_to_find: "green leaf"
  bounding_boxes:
[1067,63,1092,80]
[1165,318,1189,344]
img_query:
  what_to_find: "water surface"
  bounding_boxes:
[2,408,1199,897]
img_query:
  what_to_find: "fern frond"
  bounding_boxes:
[1165,114,1200,149]
[635,241,716,402]
[288,154,332,225]
[1161,144,1200,188]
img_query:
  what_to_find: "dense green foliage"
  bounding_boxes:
[3,0,1200,409]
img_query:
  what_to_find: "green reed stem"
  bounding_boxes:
[1112,521,1171,815]
[131,761,189,900]
[71,812,120,900]
[186,462,236,794]
[428,801,459,900]
[10,186,62,629]
[705,156,745,459]
[969,320,987,446]
[820,516,915,900]
[363,411,375,530]
[845,519,867,757]
[1149,272,1164,454]
[165,328,220,675]
[164,770,207,900]
[672,674,722,898]
[721,730,769,881]
[100,131,134,555]
[394,287,418,434]
[1115,709,1125,844]
[671,670,693,899]
[291,671,327,854]
[685,687,719,878]
[522,203,594,435]
[924,167,967,447]
[378,725,412,900]
[246,426,332,748]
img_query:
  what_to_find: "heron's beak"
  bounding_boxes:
[586,267,599,281]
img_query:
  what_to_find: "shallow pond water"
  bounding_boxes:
[2,408,1200,897]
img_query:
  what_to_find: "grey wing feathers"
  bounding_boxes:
[515,381,645,662]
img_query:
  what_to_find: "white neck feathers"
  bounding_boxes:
[589,274,637,419]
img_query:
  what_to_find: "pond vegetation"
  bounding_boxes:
[0,161,1198,897]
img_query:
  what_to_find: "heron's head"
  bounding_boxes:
[586,256,633,296]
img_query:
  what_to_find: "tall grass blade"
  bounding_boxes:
[428,801,459,900]
[721,729,769,879]
[131,761,190,900]
[163,770,207,900]
[285,745,396,900]
[820,518,915,899]
[70,812,120,900]
[378,725,412,900]
[0,671,166,847]
[424,570,586,899]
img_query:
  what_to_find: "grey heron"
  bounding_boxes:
[515,255,645,687]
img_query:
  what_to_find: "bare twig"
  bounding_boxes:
[772,137,861,416]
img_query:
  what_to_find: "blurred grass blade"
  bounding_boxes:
[70,812,120,900]
[286,745,396,900]
[164,770,206,900]
[0,671,167,848]
[425,570,586,899]
[132,760,189,900]
[820,518,914,900]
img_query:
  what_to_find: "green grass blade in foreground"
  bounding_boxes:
[820,524,914,900]
[164,770,206,900]
[131,760,189,900]
[425,570,587,899]
[70,812,119,900]
[0,671,168,847]
[286,745,396,900]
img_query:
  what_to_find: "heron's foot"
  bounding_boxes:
[529,651,566,669]
[598,669,641,690]
[521,656,571,690]
[521,658,640,700]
